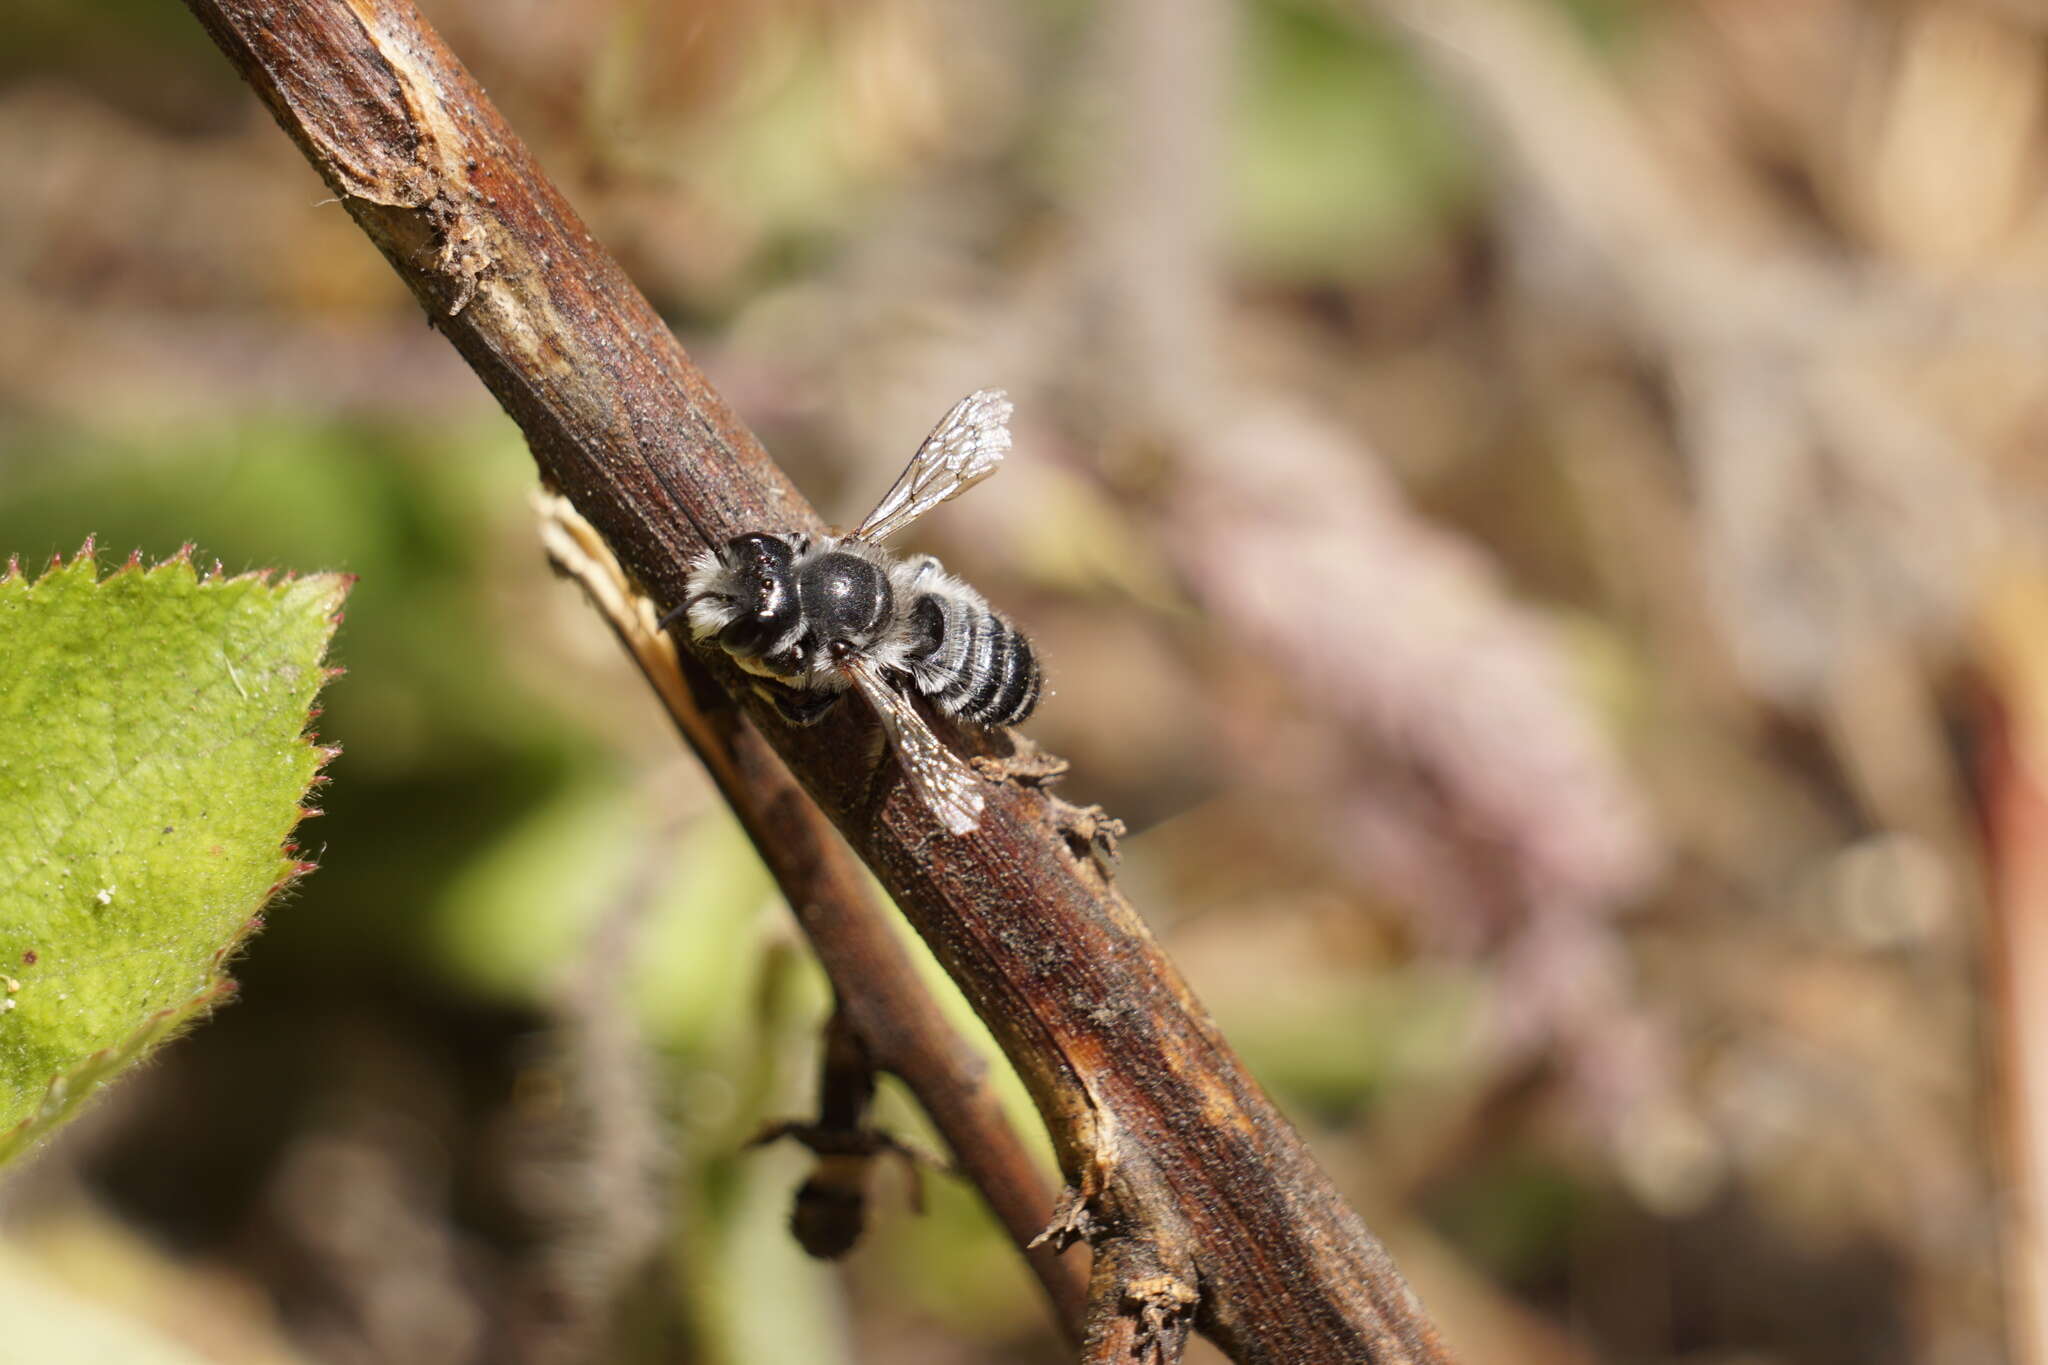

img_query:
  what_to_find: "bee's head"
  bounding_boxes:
[685,533,799,658]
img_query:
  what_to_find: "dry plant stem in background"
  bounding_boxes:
[183,1,1453,1359]
[537,496,1087,1335]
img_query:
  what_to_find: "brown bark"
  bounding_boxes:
[182,2,1454,1358]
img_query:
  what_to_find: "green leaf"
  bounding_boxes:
[0,543,347,1166]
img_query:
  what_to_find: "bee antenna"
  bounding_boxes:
[656,599,693,634]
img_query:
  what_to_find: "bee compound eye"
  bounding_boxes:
[716,616,773,657]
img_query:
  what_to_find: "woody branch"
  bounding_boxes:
[180,1,1453,1359]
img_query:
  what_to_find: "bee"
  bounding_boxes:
[674,390,1041,835]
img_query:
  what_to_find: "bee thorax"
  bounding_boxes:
[799,550,892,644]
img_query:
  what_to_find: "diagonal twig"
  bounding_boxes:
[182,3,1454,1358]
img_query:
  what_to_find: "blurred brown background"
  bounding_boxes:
[5,0,2048,1361]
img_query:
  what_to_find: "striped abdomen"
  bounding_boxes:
[904,591,1041,727]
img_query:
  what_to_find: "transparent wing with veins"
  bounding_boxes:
[848,390,1013,544]
[838,653,986,836]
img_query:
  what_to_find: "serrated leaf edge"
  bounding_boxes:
[10,540,356,602]
[0,540,352,1169]
[0,980,236,1167]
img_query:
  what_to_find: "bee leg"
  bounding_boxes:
[753,680,844,727]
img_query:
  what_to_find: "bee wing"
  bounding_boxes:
[838,654,986,836]
[848,390,1013,544]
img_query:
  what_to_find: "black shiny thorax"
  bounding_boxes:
[798,549,892,645]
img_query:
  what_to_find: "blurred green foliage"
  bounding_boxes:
[1232,4,1474,279]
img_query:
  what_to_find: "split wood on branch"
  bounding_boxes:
[182,2,1454,1359]
[537,494,1087,1332]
